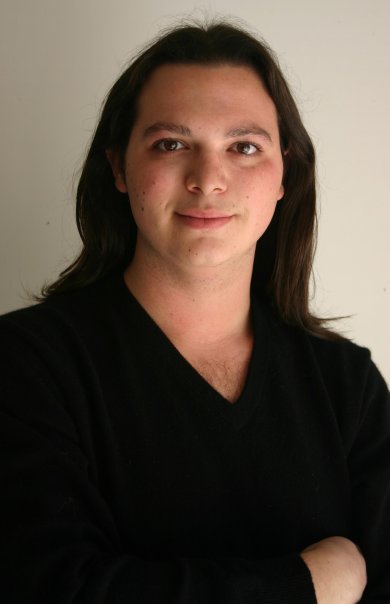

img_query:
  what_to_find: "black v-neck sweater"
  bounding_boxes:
[1,275,389,603]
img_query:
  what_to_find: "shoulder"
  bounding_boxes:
[0,274,136,437]
[255,297,374,380]
[253,297,389,434]
[0,274,141,394]
[0,273,127,344]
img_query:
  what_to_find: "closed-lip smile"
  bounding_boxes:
[175,209,234,229]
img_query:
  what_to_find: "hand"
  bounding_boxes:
[300,536,366,604]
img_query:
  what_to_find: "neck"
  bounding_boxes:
[123,250,254,346]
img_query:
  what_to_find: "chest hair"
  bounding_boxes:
[184,345,252,404]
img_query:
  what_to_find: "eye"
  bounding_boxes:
[231,142,260,155]
[154,139,186,152]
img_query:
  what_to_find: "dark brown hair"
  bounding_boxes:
[41,20,338,338]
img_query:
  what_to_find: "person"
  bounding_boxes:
[0,20,389,603]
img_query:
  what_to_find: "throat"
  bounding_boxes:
[123,261,254,402]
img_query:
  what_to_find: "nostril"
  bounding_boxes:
[185,168,227,195]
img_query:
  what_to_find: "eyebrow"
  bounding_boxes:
[142,122,191,138]
[142,121,273,143]
[226,126,272,143]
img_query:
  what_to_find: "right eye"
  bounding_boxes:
[154,139,186,152]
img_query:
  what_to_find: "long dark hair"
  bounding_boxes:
[41,20,338,339]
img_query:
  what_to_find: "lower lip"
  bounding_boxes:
[176,215,233,230]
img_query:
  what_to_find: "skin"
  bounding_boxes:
[107,63,366,602]
[301,537,366,603]
[112,63,285,283]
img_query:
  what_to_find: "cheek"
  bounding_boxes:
[126,178,154,216]
[244,171,282,234]
[242,159,283,193]
[127,166,174,213]
[252,200,278,236]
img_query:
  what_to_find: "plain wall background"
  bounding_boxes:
[1,0,389,383]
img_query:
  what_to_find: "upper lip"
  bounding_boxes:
[176,209,233,219]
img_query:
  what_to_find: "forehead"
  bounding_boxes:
[134,63,279,131]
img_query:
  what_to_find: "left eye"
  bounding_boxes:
[155,139,186,152]
[231,142,259,155]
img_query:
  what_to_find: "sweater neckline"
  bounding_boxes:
[114,274,270,430]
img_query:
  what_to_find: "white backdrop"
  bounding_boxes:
[1,0,389,383]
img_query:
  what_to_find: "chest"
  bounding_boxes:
[86,304,351,557]
[174,335,254,403]
[187,352,250,403]
[100,357,350,558]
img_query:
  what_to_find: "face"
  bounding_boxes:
[111,63,285,276]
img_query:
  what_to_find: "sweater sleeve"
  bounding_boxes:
[0,319,316,604]
[347,359,390,603]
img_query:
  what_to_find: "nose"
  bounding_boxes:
[185,152,227,195]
